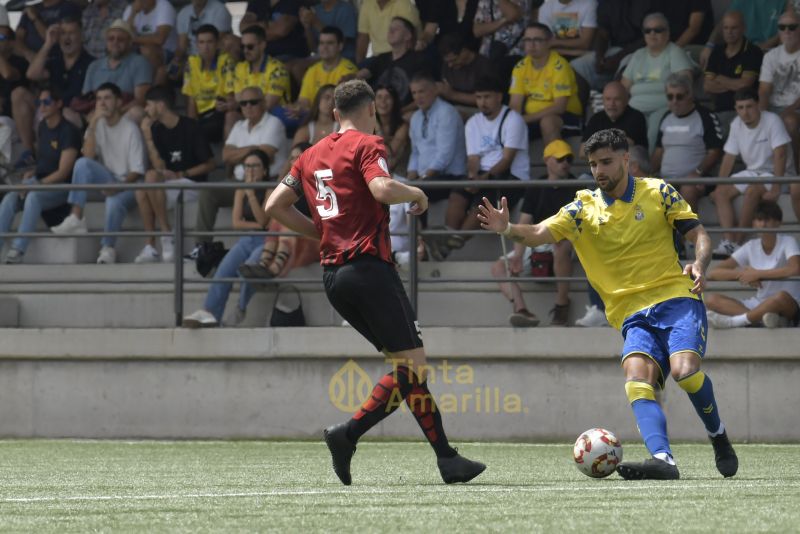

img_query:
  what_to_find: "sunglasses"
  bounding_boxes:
[238,99,262,107]
[36,97,55,107]
[556,155,573,164]
[643,27,667,34]
[666,92,687,101]
[778,23,799,31]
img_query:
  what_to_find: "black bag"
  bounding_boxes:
[269,285,306,327]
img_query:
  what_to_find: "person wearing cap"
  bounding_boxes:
[80,19,153,120]
[490,138,580,326]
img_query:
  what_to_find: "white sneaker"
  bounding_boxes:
[711,239,738,259]
[707,310,734,329]
[51,213,88,234]
[762,312,789,328]
[224,307,246,327]
[161,236,175,262]
[183,309,218,328]
[96,246,116,264]
[134,244,160,263]
[3,248,23,264]
[575,305,608,327]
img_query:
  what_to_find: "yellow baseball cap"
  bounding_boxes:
[543,139,574,160]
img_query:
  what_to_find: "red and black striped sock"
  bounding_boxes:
[346,366,412,442]
[406,378,457,458]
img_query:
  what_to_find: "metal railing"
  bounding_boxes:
[2,175,800,326]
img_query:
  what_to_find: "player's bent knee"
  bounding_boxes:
[624,380,656,404]
[676,370,706,393]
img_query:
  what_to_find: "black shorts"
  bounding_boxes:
[323,255,423,353]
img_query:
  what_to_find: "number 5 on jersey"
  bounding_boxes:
[314,169,339,219]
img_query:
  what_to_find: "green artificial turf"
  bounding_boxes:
[0,440,797,532]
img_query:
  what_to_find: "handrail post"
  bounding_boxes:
[409,217,418,312]
[174,189,184,327]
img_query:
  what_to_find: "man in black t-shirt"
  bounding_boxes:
[582,81,649,154]
[0,87,80,264]
[135,86,215,263]
[239,0,308,61]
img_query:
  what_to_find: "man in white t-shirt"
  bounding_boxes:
[537,0,598,58]
[123,0,178,86]
[710,89,792,259]
[431,76,530,259]
[706,200,800,329]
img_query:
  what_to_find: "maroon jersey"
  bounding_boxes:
[285,129,393,265]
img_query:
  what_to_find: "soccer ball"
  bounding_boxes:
[573,428,623,478]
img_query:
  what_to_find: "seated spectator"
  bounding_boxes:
[239,142,320,280]
[0,87,80,264]
[356,0,421,63]
[232,25,292,130]
[51,82,146,264]
[299,0,358,62]
[174,0,232,62]
[651,73,724,212]
[0,101,22,176]
[416,0,480,53]
[182,149,273,328]
[581,81,649,155]
[293,85,337,146]
[621,12,694,151]
[436,32,493,115]
[190,87,287,273]
[374,84,410,176]
[703,10,763,130]
[123,0,177,86]
[81,0,128,60]
[357,16,429,108]
[710,89,792,259]
[570,0,656,91]
[436,75,530,259]
[508,22,583,144]
[406,71,467,251]
[26,17,94,129]
[15,0,81,61]
[81,19,153,120]
[706,200,800,329]
[181,24,235,142]
[759,10,800,173]
[660,0,713,53]
[0,27,33,156]
[474,0,528,61]
[296,26,357,113]
[490,139,580,326]
[537,0,597,58]
[134,86,215,263]
[238,0,309,63]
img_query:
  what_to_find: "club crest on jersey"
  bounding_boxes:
[634,204,645,221]
[378,157,389,174]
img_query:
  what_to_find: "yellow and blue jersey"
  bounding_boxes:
[299,58,358,104]
[233,56,291,104]
[181,52,235,115]
[543,176,700,329]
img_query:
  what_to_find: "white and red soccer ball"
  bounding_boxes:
[573,428,623,478]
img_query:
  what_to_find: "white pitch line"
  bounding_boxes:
[2,481,798,504]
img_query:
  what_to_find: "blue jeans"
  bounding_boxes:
[68,157,137,247]
[0,177,68,252]
[204,235,264,322]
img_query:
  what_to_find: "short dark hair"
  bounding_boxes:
[195,24,219,39]
[96,82,122,99]
[320,25,343,43]
[38,84,63,102]
[410,70,437,85]
[526,22,553,39]
[392,16,417,43]
[334,79,375,116]
[584,128,629,155]
[754,200,783,223]
[242,25,266,41]
[437,32,464,57]
[60,16,81,28]
[473,75,506,94]
[734,88,759,103]
[145,85,175,109]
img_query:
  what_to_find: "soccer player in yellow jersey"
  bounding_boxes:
[509,23,583,144]
[233,25,291,112]
[478,128,739,480]
[297,26,357,112]
[182,24,235,142]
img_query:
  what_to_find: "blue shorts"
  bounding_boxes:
[620,297,707,388]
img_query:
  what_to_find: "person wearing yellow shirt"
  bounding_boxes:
[297,26,357,112]
[509,22,583,144]
[181,24,235,142]
[356,0,421,63]
[478,128,738,482]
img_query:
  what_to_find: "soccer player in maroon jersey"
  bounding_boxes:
[265,79,486,485]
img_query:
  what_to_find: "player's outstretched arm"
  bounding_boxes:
[264,183,321,240]
[683,224,711,294]
[367,177,428,215]
[477,196,555,247]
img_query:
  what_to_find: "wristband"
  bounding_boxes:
[501,222,513,237]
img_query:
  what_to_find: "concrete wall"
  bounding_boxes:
[0,328,797,441]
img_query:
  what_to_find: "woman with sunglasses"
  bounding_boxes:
[621,12,694,151]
